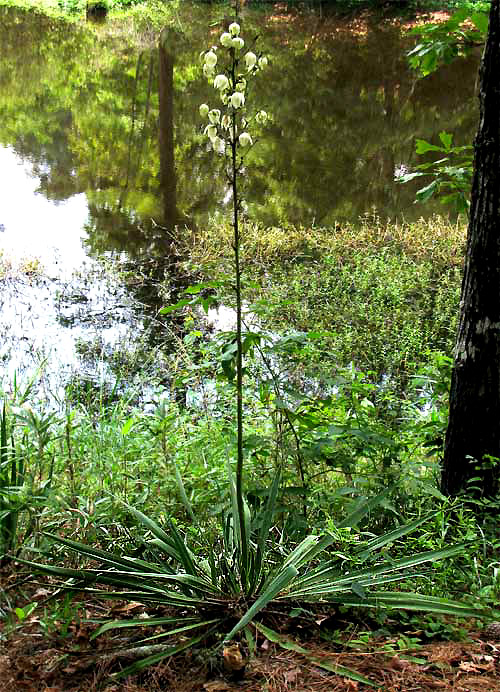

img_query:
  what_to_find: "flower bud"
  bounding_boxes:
[212,136,226,154]
[199,103,210,118]
[228,21,240,36]
[239,132,253,147]
[204,50,217,68]
[204,124,218,141]
[230,92,245,109]
[231,36,244,50]
[258,55,268,69]
[221,114,231,129]
[244,51,257,71]
[255,109,268,124]
[208,108,221,124]
[214,74,229,91]
[203,64,215,78]
[220,32,232,48]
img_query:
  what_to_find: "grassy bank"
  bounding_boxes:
[1,215,469,531]
[0,216,480,578]
[179,215,465,387]
[0,0,176,27]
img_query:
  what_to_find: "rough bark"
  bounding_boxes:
[442,0,500,497]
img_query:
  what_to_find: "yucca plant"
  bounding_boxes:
[17,14,484,689]
[0,401,24,567]
[21,473,480,686]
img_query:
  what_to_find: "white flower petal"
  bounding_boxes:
[230,92,245,109]
[239,132,253,147]
[255,109,268,124]
[204,51,217,68]
[214,74,229,91]
[208,108,221,124]
[244,51,257,71]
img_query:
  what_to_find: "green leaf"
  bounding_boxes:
[94,617,220,642]
[254,469,281,582]
[336,591,483,618]
[92,616,200,638]
[220,341,238,361]
[244,625,256,657]
[201,297,216,313]
[173,460,196,524]
[164,518,198,576]
[470,11,489,33]
[288,543,470,596]
[416,180,439,202]
[106,571,220,596]
[121,417,135,436]
[70,586,204,608]
[415,139,444,154]
[14,602,37,621]
[338,488,391,528]
[447,7,472,28]
[281,534,334,573]
[42,534,172,574]
[159,298,192,315]
[242,332,262,355]
[114,626,219,678]
[127,507,197,575]
[355,512,435,560]
[0,402,7,470]
[255,623,379,688]
[438,131,453,150]
[350,582,367,599]
[223,564,299,643]
[182,279,228,295]
[395,169,421,184]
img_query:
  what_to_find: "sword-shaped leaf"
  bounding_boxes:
[114,625,220,678]
[43,533,174,574]
[223,564,299,643]
[354,512,436,560]
[93,617,220,641]
[255,623,379,688]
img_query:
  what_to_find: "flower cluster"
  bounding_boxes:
[199,21,269,156]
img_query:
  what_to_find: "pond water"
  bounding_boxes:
[0,2,480,400]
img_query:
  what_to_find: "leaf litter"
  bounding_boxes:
[1,567,500,691]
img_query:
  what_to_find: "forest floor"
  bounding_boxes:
[1,569,499,692]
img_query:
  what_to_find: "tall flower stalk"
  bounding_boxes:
[200,20,269,582]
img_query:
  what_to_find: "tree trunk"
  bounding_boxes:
[442,0,500,498]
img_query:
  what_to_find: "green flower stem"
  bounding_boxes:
[230,52,248,583]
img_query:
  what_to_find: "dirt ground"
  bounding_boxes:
[2,568,500,692]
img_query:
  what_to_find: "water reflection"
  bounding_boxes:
[0,147,88,275]
[0,3,480,393]
[0,3,481,243]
